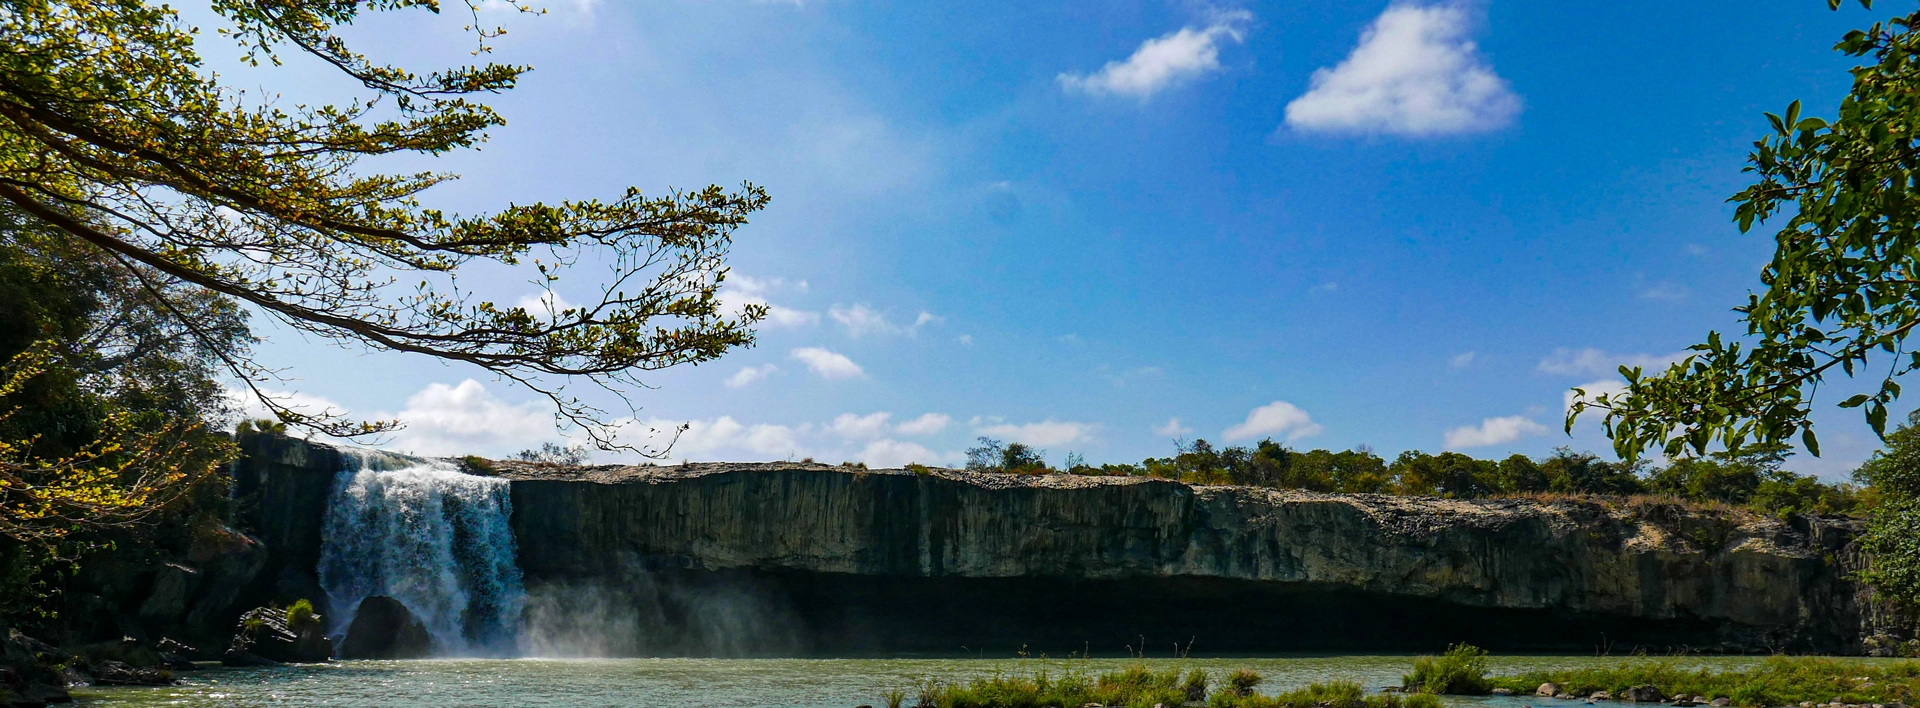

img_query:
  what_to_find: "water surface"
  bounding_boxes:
[70,655,1808,708]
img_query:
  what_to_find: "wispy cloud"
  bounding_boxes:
[789,347,866,379]
[1448,351,1477,369]
[1536,347,1686,377]
[972,417,1098,447]
[1058,11,1251,99]
[724,275,819,328]
[1443,415,1546,449]
[896,413,951,436]
[829,304,941,337]
[1153,417,1193,437]
[1284,2,1519,136]
[725,364,779,388]
[1223,401,1323,441]
[828,411,892,439]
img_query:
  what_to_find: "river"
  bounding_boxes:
[70,655,1785,707]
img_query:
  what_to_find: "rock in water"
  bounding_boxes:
[1540,684,1562,697]
[1623,686,1666,703]
[225,607,332,664]
[340,596,433,659]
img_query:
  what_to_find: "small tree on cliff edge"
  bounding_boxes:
[1564,0,1920,603]
[0,0,768,452]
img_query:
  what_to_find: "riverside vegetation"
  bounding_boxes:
[898,645,1920,708]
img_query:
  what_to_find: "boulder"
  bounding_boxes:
[183,525,267,633]
[1594,691,1613,701]
[226,607,332,664]
[1711,700,1730,707]
[339,596,432,659]
[1,629,73,706]
[137,563,202,624]
[1539,684,1562,697]
[1494,689,1515,696]
[1623,686,1666,703]
[91,660,172,686]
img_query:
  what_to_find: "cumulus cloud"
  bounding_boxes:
[725,364,779,388]
[973,417,1097,447]
[895,413,951,436]
[723,275,819,329]
[858,439,942,468]
[1283,3,1519,136]
[789,347,866,379]
[225,387,349,434]
[1223,401,1324,441]
[1153,417,1193,437]
[829,304,940,337]
[1536,347,1686,377]
[514,290,579,321]
[828,411,893,439]
[1443,415,1546,449]
[1058,11,1251,99]
[381,379,554,456]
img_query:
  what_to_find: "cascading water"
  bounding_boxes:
[317,450,526,656]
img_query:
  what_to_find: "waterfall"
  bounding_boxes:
[317,450,526,656]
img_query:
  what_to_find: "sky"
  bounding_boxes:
[217,0,1906,477]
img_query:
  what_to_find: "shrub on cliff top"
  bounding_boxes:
[1403,643,1491,695]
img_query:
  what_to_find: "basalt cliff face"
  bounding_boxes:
[234,436,1904,656]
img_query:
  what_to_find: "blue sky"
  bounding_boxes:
[231,0,1900,477]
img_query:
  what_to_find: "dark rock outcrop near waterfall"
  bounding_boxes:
[229,436,1914,656]
[338,597,432,660]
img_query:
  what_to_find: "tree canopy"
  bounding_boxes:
[1568,0,1920,461]
[0,0,768,449]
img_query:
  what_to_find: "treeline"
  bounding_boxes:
[962,437,1859,516]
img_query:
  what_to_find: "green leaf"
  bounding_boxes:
[1841,394,1872,408]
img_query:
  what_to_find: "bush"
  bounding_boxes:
[1211,680,1446,708]
[878,688,905,708]
[1227,668,1263,697]
[1403,643,1491,694]
[285,598,317,629]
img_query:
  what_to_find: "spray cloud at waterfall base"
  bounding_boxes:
[318,451,526,656]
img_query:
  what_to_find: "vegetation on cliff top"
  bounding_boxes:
[964,435,1859,518]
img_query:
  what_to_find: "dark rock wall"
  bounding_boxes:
[506,463,1876,655]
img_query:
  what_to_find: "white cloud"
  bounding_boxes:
[725,364,779,388]
[1153,417,1193,437]
[1536,347,1686,377]
[1223,401,1324,441]
[828,411,893,439]
[382,379,553,456]
[828,304,940,337]
[1283,3,1520,136]
[1443,415,1546,449]
[723,275,819,329]
[973,418,1097,447]
[225,387,348,434]
[1638,281,1690,302]
[1449,351,1477,368]
[858,439,941,468]
[895,413,951,436]
[790,347,866,379]
[1058,12,1251,99]
[958,335,974,346]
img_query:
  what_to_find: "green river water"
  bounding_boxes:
[68,655,1791,708]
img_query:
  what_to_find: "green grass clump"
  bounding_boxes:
[285,598,317,629]
[915,664,1186,708]
[1487,656,1920,707]
[1404,643,1492,694]
[1210,680,1445,708]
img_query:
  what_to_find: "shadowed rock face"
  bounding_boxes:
[502,462,1870,655]
[339,597,432,660]
[236,438,1889,656]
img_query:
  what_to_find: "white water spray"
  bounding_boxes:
[317,450,525,655]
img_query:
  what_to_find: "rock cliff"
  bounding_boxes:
[225,437,1902,656]
[501,461,1877,655]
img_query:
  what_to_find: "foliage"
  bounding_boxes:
[918,664,1190,708]
[879,688,906,708]
[1210,680,1445,708]
[514,442,589,466]
[1856,410,1920,604]
[1402,643,1492,695]
[1565,0,1920,462]
[285,598,316,629]
[0,0,768,450]
[1227,668,1264,697]
[1486,655,1920,708]
[964,437,1049,474]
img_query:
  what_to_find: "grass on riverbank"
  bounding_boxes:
[1481,655,1920,707]
[896,665,1444,708]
